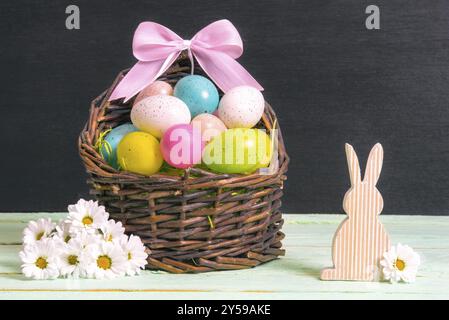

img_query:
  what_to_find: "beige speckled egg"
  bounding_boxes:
[191,113,227,143]
[134,81,173,105]
[131,95,191,138]
[217,86,265,129]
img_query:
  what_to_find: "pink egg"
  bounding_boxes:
[191,113,227,143]
[160,124,204,169]
[134,81,173,105]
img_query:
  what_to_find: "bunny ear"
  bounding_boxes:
[363,143,384,186]
[345,143,361,186]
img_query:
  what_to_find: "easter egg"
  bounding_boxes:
[134,81,173,105]
[117,131,163,175]
[131,95,191,138]
[160,124,204,169]
[174,75,219,117]
[217,86,265,128]
[191,113,227,143]
[99,123,138,169]
[202,128,272,174]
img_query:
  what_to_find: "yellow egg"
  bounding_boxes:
[117,131,163,175]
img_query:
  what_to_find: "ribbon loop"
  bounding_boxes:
[109,19,263,102]
[191,20,243,58]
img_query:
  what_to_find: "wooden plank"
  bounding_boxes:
[0,213,66,244]
[0,213,447,299]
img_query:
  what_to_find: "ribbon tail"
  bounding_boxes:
[109,52,180,102]
[192,47,263,93]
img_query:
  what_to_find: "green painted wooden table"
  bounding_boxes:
[0,213,447,300]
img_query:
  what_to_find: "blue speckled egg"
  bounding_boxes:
[174,75,219,117]
[99,123,138,169]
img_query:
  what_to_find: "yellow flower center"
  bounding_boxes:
[35,257,48,269]
[36,232,45,240]
[107,234,113,242]
[395,258,406,271]
[97,255,112,270]
[128,252,132,260]
[82,216,93,226]
[68,255,79,265]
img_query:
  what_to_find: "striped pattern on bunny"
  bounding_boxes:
[321,143,391,281]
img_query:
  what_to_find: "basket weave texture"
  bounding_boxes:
[78,55,289,273]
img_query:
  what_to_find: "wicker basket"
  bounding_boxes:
[78,54,289,273]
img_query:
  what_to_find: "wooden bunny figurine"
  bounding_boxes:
[321,143,391,281]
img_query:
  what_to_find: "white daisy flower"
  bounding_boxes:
[100,220,125,243]
[53,220,72,245]
[380,243,421,283]
[120,235,149,276]
[76,229,102,248]
[57,237,89,278]
[66,199,109,234]
[19,239,59,280]
[23,218,56,245]
[84,241,127,279]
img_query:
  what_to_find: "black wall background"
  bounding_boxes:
[1,0,449,215]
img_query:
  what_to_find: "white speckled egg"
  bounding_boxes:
[131,95,191,138]
[217,86,265,129]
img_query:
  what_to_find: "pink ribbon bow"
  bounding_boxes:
[109,19,263,102]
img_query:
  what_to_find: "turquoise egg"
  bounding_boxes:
[99,123,138,169]
[174,75,219,117]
